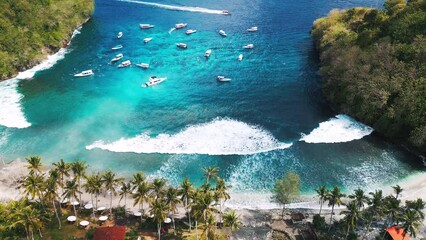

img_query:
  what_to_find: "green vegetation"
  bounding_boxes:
[311,0,426,153]
[0,0,94,80]
[313,185,425,239]
[0,156,237,240]
[271,171,301,218]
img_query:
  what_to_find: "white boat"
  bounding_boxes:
[136,63,149,69]
[217,76,231,82]
[112,44,123,50]
[111,53,123,62]
[74,70,94,77]
[144,37,153,43]
[186,29,197,35]
[243,44,254,49]
[118,60,131,68]
[205,49,212,57]
[176,43,187,49]
[247,26,258,32]
[142,76,167,87]
[117,32,123,38]
[238,54,243,61]
[175,23,188,29]
[222,10,231,15]
[140,24,155,29]
[219,30,227,37]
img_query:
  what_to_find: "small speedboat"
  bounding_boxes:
[136,63,150,69]
[243,44,254,49]
[205,49,212,57]
[247,26,258,32]
[175,23,188,29]
[217,76,231,82]
[219,30,227,37]
[74,70,94,77]
[238,54,243,61]
[222,10,231,15]
[142,76,167,87]
[118,60,131,68]
[117,32,123,38]
[144,37,153,43]
[186,29,197,35]
[176,43,187,49]
[111,53,124,62]
[140,24,155,29]
[112,44,123,50]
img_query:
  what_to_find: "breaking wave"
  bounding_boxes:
[118,0,228,15]
[86,118,292,155]
[0,80,31,128]
[300,114,373,143]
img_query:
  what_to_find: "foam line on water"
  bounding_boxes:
[0,80,31,128]
[86,118,292,155]
[300,114,373,143]
[118,0,228,15]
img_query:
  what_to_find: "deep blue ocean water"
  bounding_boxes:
[0,0,424,207]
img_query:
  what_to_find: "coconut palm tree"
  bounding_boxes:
[392,185,403,200]
[52,159,70,195]
[202,166,219,185]
[202,213,217,240]
[383,195,401,226]
[400,208,422,240]
[179,177,194,230]
[326,186,345,224]
[349,188,369,211]
[70,160,87,204]
[223,210,241,238]
[130,172,146,190]
[83,173,102,217]
[18,173,46,204]
[8,201,43,240]
[45,170,61,229]
[25,156,43,175]
[149,199,169,240]
[119,181,132,208]
[133,180,151,224]
[341,201,362,240]
[102,170,124,216]
[315,185,328,215]
[151,178,167,199]
[192,190,219,223]
[62,179,81,225]
[165,186,181,232]
[362,190,384,240]
[214,178,230,225]
[405,198,425,220]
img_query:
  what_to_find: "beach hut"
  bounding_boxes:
[93,226,126,240]
[385,226,410,240]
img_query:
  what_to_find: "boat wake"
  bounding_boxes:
[168,28,176,34]
[86,118,292,155]
[0,80,31,129]
[118,0,228,15]
[300,114,373,143]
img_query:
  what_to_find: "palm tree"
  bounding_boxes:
[149,199,169,240]
[70,160,87,204]
[45,170,61,229]
[192,190,219,223]
[223,210,242,238]
[179,177,195,231]
[8,201,44,240]
[83,173,102,217]
[25,156,43,175]
[202,166,219,184]
[18,174,46,204]
[202,214,217,240]
[130,172,146,190]
[326,186,345,224]
[392,185,403,200]
[165,186,181,232]
[52,159,70,195]
[401,208,422,240]
[133,180,151,224]
[151,178,167,199]
[362,190,384,240]
[102,170,124,216]
[315,185,328,215]
[341,201,362,240]
[62,179,81,225]
[119,181,132,208]
[383,195,401,226]
[214,178,230,225]
[405,198,425,220]
[349,188,369,211]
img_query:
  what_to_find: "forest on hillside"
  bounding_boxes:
[0,0,94,80]
[311,0,426,153]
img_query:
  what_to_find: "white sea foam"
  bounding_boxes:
[0,80,31,128]
[86,118,292,155]
[118,0,228,15]
[300,114,373,143]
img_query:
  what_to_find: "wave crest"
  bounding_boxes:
[0,80,31,128]
[86,118,292,155]
[300,114,373,143]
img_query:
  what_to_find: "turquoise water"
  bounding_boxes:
[0,0,424,207]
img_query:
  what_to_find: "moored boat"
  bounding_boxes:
[219,30,227,37]
[142,76,167,87]
[238,54,243,61]
[205,49,212,57]
[186,29,197,35]
[140,24,155,29]
[74,70,94,77]
[111,53,124,62]
[243,44,254,49]
[176,43,187,49]
[217,76,231,82]
[136,63,150,69]
[175,23,188,29]
[144,37,153,43]
[118,60,131,68]
[247,26,258,32]
[117,32,123,38]
[112,44,123,50]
